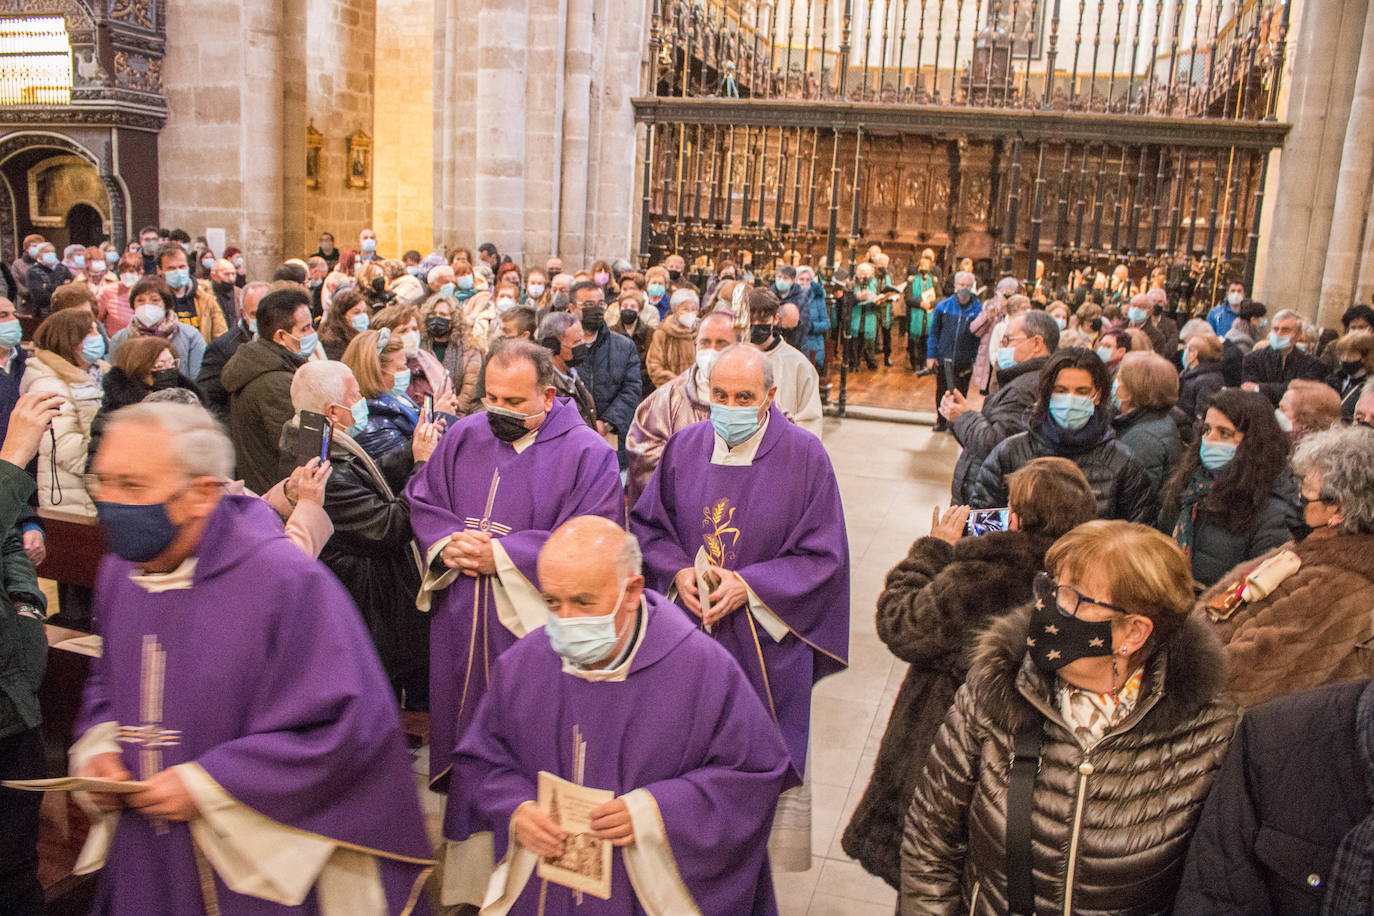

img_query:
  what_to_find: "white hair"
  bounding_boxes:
[291,360,355,414]
[669,288,700,310]
[426,264,454,287]
[104,402,234,481]
[955,270,975,286]
[617,531,643,579]
[996,276,1019,296]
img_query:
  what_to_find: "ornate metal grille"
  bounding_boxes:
[0,17,72,106]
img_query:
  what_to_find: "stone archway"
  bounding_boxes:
[0,132,126,259]
[66,202,103,246]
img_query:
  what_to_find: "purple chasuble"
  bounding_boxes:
[449,591,790,915]
[629,406,849,776]
[405,397,625,785]
[75,495,433,915]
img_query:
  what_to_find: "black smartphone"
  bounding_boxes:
[422,394,434,424]
[966,508,1010,536]
[298,410,331,467]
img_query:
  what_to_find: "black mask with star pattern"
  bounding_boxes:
[1026,590,1117,672]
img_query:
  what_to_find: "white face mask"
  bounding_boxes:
[134,303,166,328]
[527,283,545,298]
[401,329,421,357]
[678,311,699,329]
[119,272,140,288]
[695,347,720,378]
[496,296,517,313]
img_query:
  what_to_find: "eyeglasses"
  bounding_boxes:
[1298,492,1334,510]
[1033,572,1133,619]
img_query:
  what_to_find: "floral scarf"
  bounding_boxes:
[1172,467,1216,558]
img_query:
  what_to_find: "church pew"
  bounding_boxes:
[35,507,105,590]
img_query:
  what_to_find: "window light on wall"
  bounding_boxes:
[0,17,72,105]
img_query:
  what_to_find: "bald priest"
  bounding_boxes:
[445,517,791,915]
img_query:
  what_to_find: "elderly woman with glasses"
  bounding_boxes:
[1196,424,1374,710]
[900,520,1239,916]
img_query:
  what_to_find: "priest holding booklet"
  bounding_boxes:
[71,402,435,914]
[448,516,791,915]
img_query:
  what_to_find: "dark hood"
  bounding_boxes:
[220,339,300,396]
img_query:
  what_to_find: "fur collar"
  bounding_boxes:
[967,604,1228,737]
[34,349,100,385]
[1294,531,1374,577]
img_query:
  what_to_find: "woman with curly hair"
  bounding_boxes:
[1160,388,1301,587]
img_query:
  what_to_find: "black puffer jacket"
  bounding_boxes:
[86,367,204,469]
[842,530,1054,889]
[1175,679,1372,915]
[1113,408,1182,493]
[1165,469,1301,587]
[970,414,1158,522]
[278,422,428,705]
[900,609,1240,916]
[949,357,1046,504]
[1178,359,1226,422]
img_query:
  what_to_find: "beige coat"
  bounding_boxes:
[21,351,105,517]
[645,318,696,387]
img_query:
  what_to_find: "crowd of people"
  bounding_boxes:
[0,223,1370,916]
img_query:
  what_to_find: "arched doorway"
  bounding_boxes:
[65,202,102,246]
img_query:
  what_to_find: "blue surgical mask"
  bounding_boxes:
[349,312,370,332]
[406,265,424,277]
[710,402,764,446]
[1054,316,1067,330]
[26,245,39,259]
[81,334,106,364]
[296,331,319,358]
[104,250,119,265]
[73,255,86,269]
[545,580,628,667]
[165,267,191,289]
[391,368,411,397]
[996,346,1017,371]
[457,275,474,291]
[1096,345,1115,364]
[94,499,180,564]
[247,318,258,337]
[0,319,22,349]
[1127,307,1148,323]
[439,282,455,299]
[361,238,377,253]
[1048,392,1095,431]
[774,278,791,295]
[346,398,369,437]
[1269,331,1291,352]
[40,252,57,267]
[647,282,666,299]
[1110,378,1122,410]
[1199,438,1236,471]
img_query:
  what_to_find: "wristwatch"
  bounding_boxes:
[15,603,44,621]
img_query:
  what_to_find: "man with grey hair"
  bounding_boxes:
[72,401,434,911]
[943,309,1059,503]
[197,279,270,423]
[625,310,742,504]
[1241,307,1328,405]
[927,269,983,430]
[536,310,596,426]
[445,515,790,912]
[632,343,850,872]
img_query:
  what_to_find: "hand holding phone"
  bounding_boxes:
[965,508,1010,537]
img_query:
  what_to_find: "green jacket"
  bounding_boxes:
[0,459,48,740]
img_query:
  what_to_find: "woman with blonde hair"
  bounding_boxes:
[341,329,442,493]
[901,521,1239,915]
[1277,378,1342,443]
[1112,350,1182,491]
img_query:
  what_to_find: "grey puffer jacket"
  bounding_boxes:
[900,608,1239,916]
[949,357,1046,505]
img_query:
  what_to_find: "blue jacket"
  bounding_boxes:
[579,330,642,435]
[1207,301,1239,337]
[927,294,983,366]
[354,393,420,495]
[803,281,830,352]
[778,281,811,351]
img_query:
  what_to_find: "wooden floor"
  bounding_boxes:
[823,359,938,412]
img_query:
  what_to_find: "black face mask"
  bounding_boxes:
[580,307,605,334]
[150,367,179,391]
[487,406,535,443]
[567,343,589,368]
[212,279,235,294]
[955,288,973,304]
[1027,585,1117,673]
[750,323,774,346]
[621,310,638,326]
[1341,359,1364,377]
[668,269,682,281]
[426,316,452,338]
[539,335,562,354]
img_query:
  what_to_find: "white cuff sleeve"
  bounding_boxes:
[621,788,703,916]
[744,582,788,643]
[69,721,120,875]
[478,810,539,916]
[417,536,460,611]
[491,541,547,638]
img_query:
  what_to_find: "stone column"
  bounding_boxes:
[280,0,308,259]
[375,0,434,256]
[473,0,529,261]
[1316,0,1374,326]
[586,0,647,258]
[1258,0,1366,316]
[558,0,594,263]
[433,0,479,248]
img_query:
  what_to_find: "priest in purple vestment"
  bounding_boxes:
[73,402,434,915]
[405,339,624,791]
[629,344,849,871]
[448,517,789,914]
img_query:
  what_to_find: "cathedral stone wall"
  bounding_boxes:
[374,0,435,259]
[305,0,377,252]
